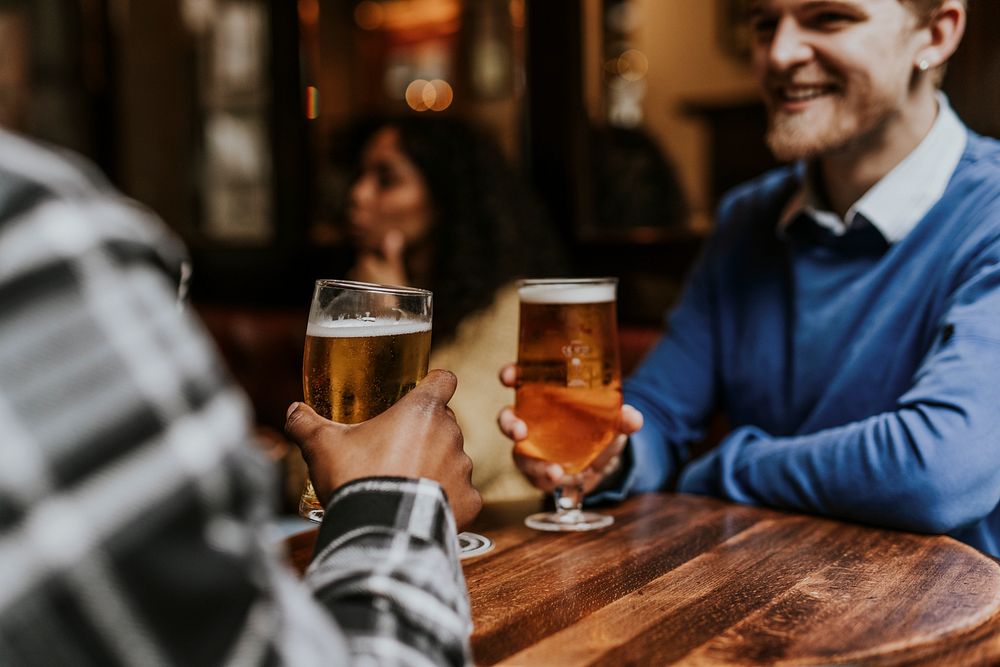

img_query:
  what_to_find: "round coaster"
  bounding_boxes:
[458,531,494,559]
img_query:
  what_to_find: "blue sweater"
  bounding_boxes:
[612,132,1000,556]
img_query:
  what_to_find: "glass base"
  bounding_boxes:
[299,480,324,522]
[525,509,614,532]
[302,504,493,558]
[458,531,494,559]
[301,506,325,523]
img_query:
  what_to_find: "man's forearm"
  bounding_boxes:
[306,477,472,666]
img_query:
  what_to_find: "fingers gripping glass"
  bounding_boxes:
[298,279,491,557]
[515,278,622,531]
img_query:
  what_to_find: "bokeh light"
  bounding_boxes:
[428,79,453,111]
[616,49,648,81]
[405,78,453,112]
[405,79,431,111]
[305,86,320,119]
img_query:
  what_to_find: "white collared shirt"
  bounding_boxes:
[778,93,968,243]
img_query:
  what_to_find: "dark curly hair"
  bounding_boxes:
[589,125,688,231]
[336,115,568,344]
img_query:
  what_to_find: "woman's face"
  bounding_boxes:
[348,126,435,252]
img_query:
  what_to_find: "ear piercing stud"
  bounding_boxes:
[917,59,931,72]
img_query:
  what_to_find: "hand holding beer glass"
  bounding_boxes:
[298,279,432,521]
[514,278,623,531]
[298,279,493,557]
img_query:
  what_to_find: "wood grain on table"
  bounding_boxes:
[287,493,1000,666]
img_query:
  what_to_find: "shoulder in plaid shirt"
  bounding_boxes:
[0,129,472,666]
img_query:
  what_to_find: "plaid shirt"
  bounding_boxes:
[0,129,471,666]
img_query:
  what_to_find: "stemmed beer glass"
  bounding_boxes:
[299,279,492,557]
[515,278,622,531]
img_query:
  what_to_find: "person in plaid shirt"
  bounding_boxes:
[0,127,481,666]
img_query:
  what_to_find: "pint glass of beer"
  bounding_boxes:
[515,277,622,531]
[298,279,432,522]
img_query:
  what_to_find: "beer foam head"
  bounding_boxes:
[307,317,431,338]
[519,282,615,304]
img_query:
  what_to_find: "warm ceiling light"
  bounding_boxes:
[375,0,461,33]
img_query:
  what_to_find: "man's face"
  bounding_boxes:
[749,0,927,161]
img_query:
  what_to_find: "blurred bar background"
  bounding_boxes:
[3,0,998,461]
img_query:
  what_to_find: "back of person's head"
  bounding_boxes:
[589,125,689,232]
[338,114,567,342]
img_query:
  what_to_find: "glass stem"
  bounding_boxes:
[554,481,585,522]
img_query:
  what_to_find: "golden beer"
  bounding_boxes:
[299,318,431,517]
[302,321,431,425]
[515,282,622,474]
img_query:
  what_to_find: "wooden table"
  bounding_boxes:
[287,493,1000,665]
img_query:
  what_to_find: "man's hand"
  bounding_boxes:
[347,229,408,287]
[496,363,644,494]
[285,369,482,528]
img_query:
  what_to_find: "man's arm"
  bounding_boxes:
[305,479,470,666]
[586,230,725,503]
[282,373,481,666]
[676,244,1000,536]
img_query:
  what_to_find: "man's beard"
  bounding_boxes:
[764,90,897,162]
[765,110,853,161]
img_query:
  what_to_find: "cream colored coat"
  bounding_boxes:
[430,284,542,503]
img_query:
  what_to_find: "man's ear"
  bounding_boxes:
[914,0,966,72]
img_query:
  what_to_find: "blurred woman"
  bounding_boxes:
[342,115,567,502]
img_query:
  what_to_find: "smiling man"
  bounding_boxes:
[503,0,1000,557]
[753,0,968,216]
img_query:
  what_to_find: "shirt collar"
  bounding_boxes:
[778,93,967,243]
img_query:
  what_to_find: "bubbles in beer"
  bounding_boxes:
[515,281,621,473]
[300,316,432,517]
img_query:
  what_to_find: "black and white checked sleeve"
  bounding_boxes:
[0,130,471,667]
[308,478,472,666]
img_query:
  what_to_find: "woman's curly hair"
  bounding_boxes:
[337,115,568,344]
